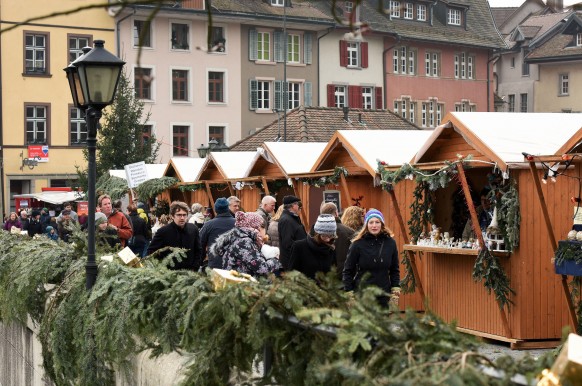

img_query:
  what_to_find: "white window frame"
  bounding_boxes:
[69,107,87,145]
[393,46,415,75]
[169,20,191,51]
[508,94,515,112]
[362,87,373,109]
[257,31,271,61]
[448,8,461,26]
[169,66,192,104]
[287,33,301,63]
[577,33,582,47]
[404,3,413,19]
[335,85,347,108]
[425,52,439,77]
[560,74,569,96]
[206,123,229,147]
[207,68,228,105]
[454,55,459,78]
[347,42,359,67]
[133,65,156,103]
[133,18,153,49]
[271,0,284,6]
[520,93,528,113]
[417,4,426,21]
[345,1,353,13]
[257,80,272,110]
[287,81,302,110]
[391,1,400,18]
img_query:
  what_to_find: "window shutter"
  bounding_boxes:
[249,29,258,61]
[250,79,258,110]
[361,42,369,68]
[275,80,283,111]
[304,33,312,64]
[327,84,335,107]
[375,87,383,109]
[348,86,362,108]
[304,81,312,106]
[274,31,284,62]
[339,40,348,67]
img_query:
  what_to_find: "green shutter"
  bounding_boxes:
[304,81,312,106]
[250,79,258,110]
[249,29,258,61]
[275,80,283,111]
[274,31,284,62]
[304,33,312,64]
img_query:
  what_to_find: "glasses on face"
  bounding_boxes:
[174,213,188,218]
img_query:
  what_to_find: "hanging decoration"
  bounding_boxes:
[472,248,515,311]
[407,182,434,244]
[351,195,364,207]
[399,250,417,294]
[299,166,348,187]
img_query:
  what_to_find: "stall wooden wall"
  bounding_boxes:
[238,187,262,213]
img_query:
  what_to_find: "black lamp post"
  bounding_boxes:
[197,138,229,158]
[64,40,125,290]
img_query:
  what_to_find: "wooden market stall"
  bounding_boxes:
[161,157,207,205]
[310,130,433,311]
[390,111,582,348]
[244,142,328,228]
[194,151,260,212]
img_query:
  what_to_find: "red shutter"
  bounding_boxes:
[361,42,368,68]
[327,84,335,107]
[375,87,383,110]
[339,40,348,67]
[348,85,362,108]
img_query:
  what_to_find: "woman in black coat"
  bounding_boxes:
[127,204,150,257]
[343,209,400,307]
[290,214,336,280]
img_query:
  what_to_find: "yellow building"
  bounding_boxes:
[0,1,114,214]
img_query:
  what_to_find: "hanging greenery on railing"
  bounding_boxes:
[257,179,291,195]
[495,179,521,252]
[472,249,515,311]
[377,158,467,192]
[134,177,178,200]
[178,183,205,192]
[407,181,434,243]
[95,174,129,200]
[300,166,348,188]
[399,250,417,294]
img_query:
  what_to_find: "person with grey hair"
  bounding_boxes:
[256,195,276,229]
[188,202,205,229]
[227,196,241,217]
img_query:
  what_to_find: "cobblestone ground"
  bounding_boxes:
[478,340,555,361]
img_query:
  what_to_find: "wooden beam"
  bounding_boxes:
[227,182,235,197]
[204,182,215,211]
[527,159,578,330]
[387,189,426,305]
[291,179,309,229]
[262,177,270,196]
[456,162,513,339]
[339,173,351,211]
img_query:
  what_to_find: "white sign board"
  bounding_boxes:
[124,161,149,188]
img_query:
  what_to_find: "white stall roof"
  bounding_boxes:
[415,112,582,167]
[337,130,434,174]
[109,164,167,181]
[15,191,83,205]
[204,151,260,180]
[262,142,327,176]
[166,157,206,182]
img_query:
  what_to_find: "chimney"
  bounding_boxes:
[358,113,362,123]
[547,0,563,11]
[343,106,349,121]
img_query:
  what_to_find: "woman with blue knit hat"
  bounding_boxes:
[343,208,401,308]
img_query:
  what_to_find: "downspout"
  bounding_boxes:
[0,3,4,215]
[116,7,136,57]
[382,34,401,110]
[317,26,335,106]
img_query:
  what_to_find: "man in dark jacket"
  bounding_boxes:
[200,197,235,268]
[27,210,43,236]
[147,201,202,271]
[278,195,307,270]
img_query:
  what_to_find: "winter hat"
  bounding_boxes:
[314,214,337,236]
[42,207,49,213]
[31,210,41,217]
[95,212,108,226]
[364,208,384,224]
[214,198,229,214]
[235,211,264,230]
[283,195,301,205]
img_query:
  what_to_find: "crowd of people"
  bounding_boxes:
[3,194,402,307]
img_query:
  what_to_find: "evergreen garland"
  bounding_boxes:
[492,179,521,253]
[95,173,129,200]
[178,183,205,192]
[399,250,417,294]
[407,181,434,243]
[300,166,348,187]
[134,177,178,200]
[472,249,515,311]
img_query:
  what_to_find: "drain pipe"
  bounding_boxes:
[317,26,335,106]
[116,7,136,57]
[382,33,400,110]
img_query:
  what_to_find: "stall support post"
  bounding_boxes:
[527,159,578,329]
[227,181,235,197]
[204,182,215,211]
[261,177,270,196]
[291,179,309,229]
[387,189,427,304]
[339,173,351,211]
[456,162,513,338]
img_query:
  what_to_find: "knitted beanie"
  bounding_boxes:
[314,214,337,236]
[235,211,264,230]
[214,198,229,214]
[364,208,384,224]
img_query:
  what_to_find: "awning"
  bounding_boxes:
[14,191,83,205]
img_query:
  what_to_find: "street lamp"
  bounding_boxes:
[64,40,125,290]
[197,138,229,158]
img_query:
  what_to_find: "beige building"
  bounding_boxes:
[0,1,114,214]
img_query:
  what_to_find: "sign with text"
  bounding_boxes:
[77,201,89,216]
[28,145,49,162]
[323,190,341,213]
[124,161,149,188]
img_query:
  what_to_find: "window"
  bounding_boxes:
[560,74,569,95]
[508,94,515,112]
[522,61,530,76]
[345,1,353,13]
[172,126,189,156]
[520,93,528,113]
[393,46,416,75]
[448,8,461,25]
[391,1,400,18]
[171,22,189,50]
[577,33,582,47]
[142,124,153,146]
[68,35,90,63]
[133,20,152,48]
[362,87,373,109]
[287,82,300,109]
[340,41,368,68]
[271,0,284,6]
[335,86,346,107]
[394,97,416,123]
[209,126,225,145]
[25,104,48,144]
[69,107,86,145]
[455,100,476,112]
[257,32,270,61]
[404,3,413,19]
[288,34,300,63]
[24,32,48,75]
[134,67,153,100]
[454,52,475,79]
[417,4,426,21]
[347,42,359,67]
[420,99,443,128]
[208,71,224,103]
[510,57,515,68]
[172,69,189,102]
[425,52,440,77]
[210,26,226,52]
[257,81,271,110]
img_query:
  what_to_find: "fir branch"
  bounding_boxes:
[399,250,417,294]
[135,177,178,200]
[472,249,515,311]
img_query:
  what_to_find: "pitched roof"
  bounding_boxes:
[255,142,328,176]
[516,11,571,45]
[526,13,582,61]
[491,7,519,30]
[312,0,506,49]
[196,151,260,181]
[230,106,422,151]
[163,157,206,183]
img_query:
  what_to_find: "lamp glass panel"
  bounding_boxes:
[84,65,121,104]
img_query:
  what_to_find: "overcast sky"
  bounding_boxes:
[488,0,579,7]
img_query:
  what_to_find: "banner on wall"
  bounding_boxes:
[28,145,49,162]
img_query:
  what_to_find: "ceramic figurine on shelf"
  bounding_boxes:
[568,230,578,241]
[576,231,582,242]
